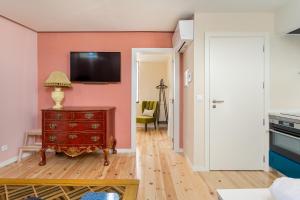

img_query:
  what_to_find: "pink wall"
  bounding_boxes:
[0,17,37,164]
[38,32,173,148]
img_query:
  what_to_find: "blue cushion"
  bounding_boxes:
[81,192,119,200]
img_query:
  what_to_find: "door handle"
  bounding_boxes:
[212,100,224,104]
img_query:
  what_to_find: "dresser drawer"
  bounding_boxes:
[45,132,104,145]
[45,132,84,145]
[63,132,104,145]
[69,121,105,131]
[44,133,66,144]
[74,111,105,121]
[44,121,105,132]
[44,111,72,120]
[83,133,104,145]
[44,121,65,131]
[65,133,82,145]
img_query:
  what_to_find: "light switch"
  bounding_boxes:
[196,94,203,102]
[184,69,192,87]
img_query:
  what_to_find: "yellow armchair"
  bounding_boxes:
[136,101,158,132]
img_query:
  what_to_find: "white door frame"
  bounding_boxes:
[131,48,181,152]
[204,32,270,171]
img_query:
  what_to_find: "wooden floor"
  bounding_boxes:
[0,128,278,200]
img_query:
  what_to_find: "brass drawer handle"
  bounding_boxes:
[91,123,100,129]
[55,113,63,120]
[85,113,94,119]
[69,123,78,128]
[68,134,78,140]
[48,135,57,142]
[91,136,100,142]
[49,123,57,129]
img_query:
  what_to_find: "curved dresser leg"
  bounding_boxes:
[112,138,117,154]
[39,148,46,166]
[103,148,110,166]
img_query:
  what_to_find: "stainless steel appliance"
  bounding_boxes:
[270,114,300,162]
[269,113,300,177]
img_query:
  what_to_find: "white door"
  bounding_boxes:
[209,36,265,170]
[168,98,174,147]
[168,58,174,148]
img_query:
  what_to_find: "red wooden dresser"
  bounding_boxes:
[39,107,116,166]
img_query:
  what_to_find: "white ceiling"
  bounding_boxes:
[0,0,290,32]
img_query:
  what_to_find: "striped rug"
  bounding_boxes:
[0,179,139,200]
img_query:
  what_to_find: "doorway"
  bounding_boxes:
[205,33,269,170]
[131,48,180,152]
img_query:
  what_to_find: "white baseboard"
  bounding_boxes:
[184,153,192,168]
[0,153,32,168]
[116,148,135,153]
[183,152,209,172]
[177,148,183,153]
[192,164,209,172]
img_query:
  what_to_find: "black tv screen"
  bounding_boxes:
[70,52,121,83]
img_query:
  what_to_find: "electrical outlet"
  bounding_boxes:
[1,145,8,152]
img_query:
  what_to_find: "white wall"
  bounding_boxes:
[137,61,170,122]
[276,0,300,34]
[272,0,300,109]
[182,43,195,164]
[270,34,300,109]
[0,17,38,164]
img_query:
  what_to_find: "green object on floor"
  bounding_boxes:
[136,101,158,132]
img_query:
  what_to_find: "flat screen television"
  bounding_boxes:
[70,52,121,83]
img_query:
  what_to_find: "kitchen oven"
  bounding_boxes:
[269,113,300,178]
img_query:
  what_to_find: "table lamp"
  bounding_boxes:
[44,71,72,109]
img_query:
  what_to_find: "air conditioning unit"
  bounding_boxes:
[172,20,194,53]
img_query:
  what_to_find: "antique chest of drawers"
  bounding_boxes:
[39,107,116,166]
